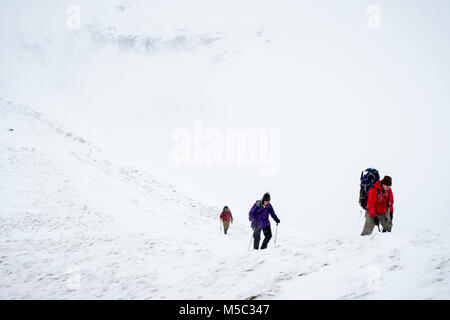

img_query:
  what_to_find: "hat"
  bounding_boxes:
[223,206,228,211]
[380,176,392,186]
[262,192,271,203]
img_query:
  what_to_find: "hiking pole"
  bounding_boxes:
[274,223,278,247]
[248,231,253,251]
[356,210,363,226]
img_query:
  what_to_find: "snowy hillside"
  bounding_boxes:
[2,0,450,240]
[1,99,449,299]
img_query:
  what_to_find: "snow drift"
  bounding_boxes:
[1,99,448,299]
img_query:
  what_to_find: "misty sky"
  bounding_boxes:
[1,0,449,238]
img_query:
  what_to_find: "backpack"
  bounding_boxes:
[359,168,380,210]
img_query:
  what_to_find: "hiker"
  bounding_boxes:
[220,206,233,234]
[361,176,394,236]
[249,192,280,249]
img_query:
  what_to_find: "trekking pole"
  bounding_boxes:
[248,232,253,251]
[356,210,362,226]
[274,223,278,247]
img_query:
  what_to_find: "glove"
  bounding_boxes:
[275,218,280,224]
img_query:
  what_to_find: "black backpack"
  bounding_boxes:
[359,168,380,210]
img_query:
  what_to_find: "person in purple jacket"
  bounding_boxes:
[249,192,280,250]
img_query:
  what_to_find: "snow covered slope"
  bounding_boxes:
[0,99,449,299]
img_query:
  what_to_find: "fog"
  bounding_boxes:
[1,0,449,238]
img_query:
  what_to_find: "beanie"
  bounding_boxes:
[262,192,271,203]
[380,176,392,186]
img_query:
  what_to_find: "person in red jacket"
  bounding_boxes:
[361,176,394,236]
[220,206,233,234]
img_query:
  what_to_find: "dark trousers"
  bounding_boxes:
[253,226,272,250]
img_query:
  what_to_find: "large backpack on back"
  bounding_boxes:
[359,168,380,210]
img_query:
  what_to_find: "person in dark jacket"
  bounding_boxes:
[219,206,233,234]
[361,176,394,236]
[248,192,280,249]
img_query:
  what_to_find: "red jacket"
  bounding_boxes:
[367,181,394,218]
[220,211,233,222]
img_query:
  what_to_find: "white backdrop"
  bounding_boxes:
[1,0,449,238]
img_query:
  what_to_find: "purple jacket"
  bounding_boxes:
[248,200,279,229]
